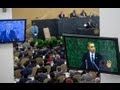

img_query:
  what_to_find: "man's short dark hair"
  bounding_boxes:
[87,42,95,47]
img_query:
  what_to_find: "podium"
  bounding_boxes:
[76,28,99,36]
[101,73,120,83]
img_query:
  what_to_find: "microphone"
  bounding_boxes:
[92,61,99,71]
[85,59,88,70]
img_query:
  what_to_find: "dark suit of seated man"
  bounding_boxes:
[80,42,102,71]
[0,29,18,42]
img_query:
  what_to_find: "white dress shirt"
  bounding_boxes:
[89,52,95,63]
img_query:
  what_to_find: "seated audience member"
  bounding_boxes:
[23,39,31,47]
[63,77,74,83]
[72,78,78,83]
[30,60,37,68]
[37,72,48,83]
[45,54,53,63]
[22,66,32,76]
[14,63,23,71]
[57,73,66,83]
[95,77,100,83]
[48,72,57,83]
[80,71,93,83]
[27,78,40,83]
[54,54,64,66]
[58,11,65,18]
[95,72,101,83]
[34,67,48,83]
[70,10,78,17]
[18,70,31,83]
[80,10,87,17]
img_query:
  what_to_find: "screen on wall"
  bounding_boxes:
[0,19,26,43]
[63,34,120,75]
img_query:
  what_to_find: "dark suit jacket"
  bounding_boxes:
[70,13,77,17]
[80,52,102,71]
[58,14,65,18]
[0,30,18,42]
[86,22,95,28]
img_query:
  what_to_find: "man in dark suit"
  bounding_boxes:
[80,42,112,72]
[0,27,18,42]
[70,10,78,17]
[58,11,65,19]
[80,42,102,71]
[85,19,96,29]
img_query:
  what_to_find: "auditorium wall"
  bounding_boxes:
[12,8,99,38]
[0,8,14,83]
[100,8,120,83]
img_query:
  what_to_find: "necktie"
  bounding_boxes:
[91,53,99,71]
[91,53,94,63]
[6,31,9,39]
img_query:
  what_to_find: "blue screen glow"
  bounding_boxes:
[0,19,26,43]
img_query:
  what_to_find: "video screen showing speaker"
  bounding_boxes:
[63,34,120,75]
[0,19,26,43]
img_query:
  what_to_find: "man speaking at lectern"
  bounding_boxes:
[80,42,112,72]
[0,23,18,42]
